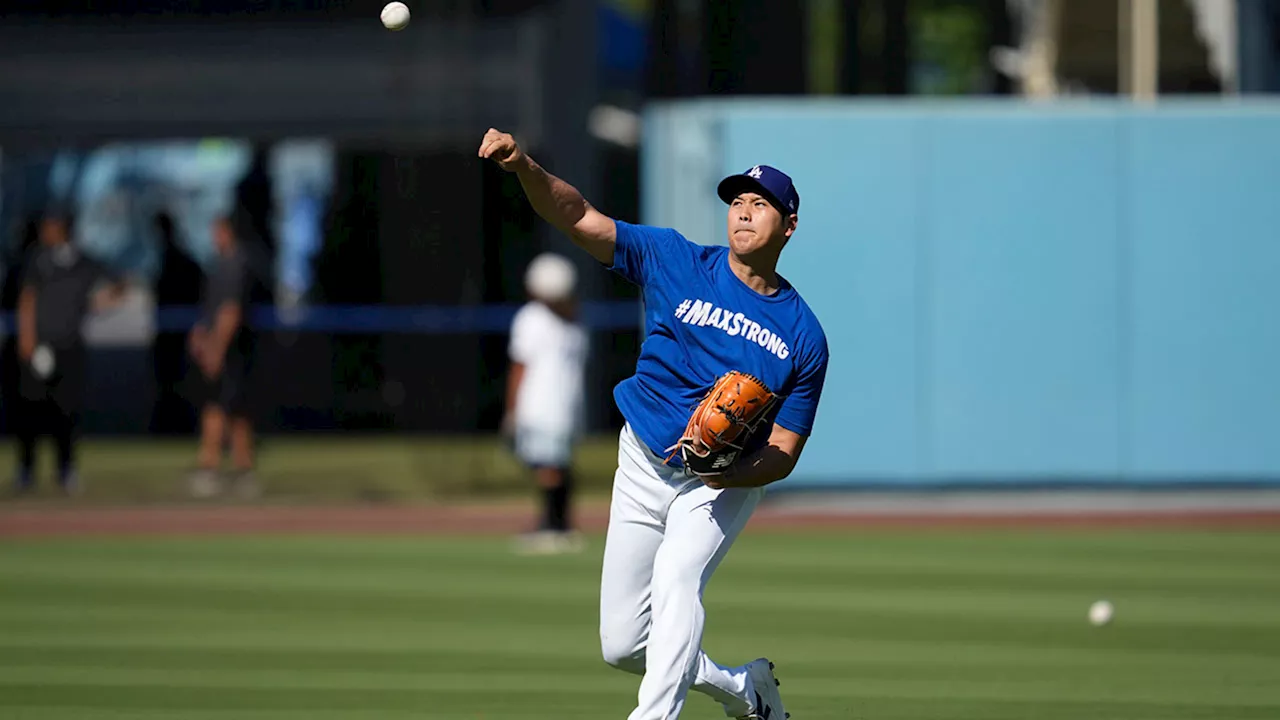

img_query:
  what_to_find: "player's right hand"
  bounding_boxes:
[478,128,524,172]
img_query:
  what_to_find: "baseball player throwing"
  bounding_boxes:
[480,128,828,720]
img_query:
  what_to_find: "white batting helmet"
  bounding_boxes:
[524,252,577,302]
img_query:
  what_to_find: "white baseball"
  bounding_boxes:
[381,2,410,31]
[1088,600,1114,626]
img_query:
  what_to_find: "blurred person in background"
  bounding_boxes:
[13,208,129,495]
[504,252,589,554]
[1,216,41,446]
[186,215,259,499]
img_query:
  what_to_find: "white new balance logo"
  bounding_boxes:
[672,298,791,360]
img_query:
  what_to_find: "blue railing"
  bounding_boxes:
[0,300,643,334]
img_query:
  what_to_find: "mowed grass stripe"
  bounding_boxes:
[0,666,635,694]
[733,536,1280,581]
[1,664,1274,707]
[5,587,1273,647]
[10,534,1276,611]
[12,529,1280,561]
[8,543,1277,605]
[2,636,1273,675]
[2,643,1275,699]
[0,710,449,720]
[3,691,1275,720]
[0,646,607,675]
[6,699,1274,720]
[5,577,1277,657]
[0,683,635,715]
[6,538,1276,622]
[7,595,1275,663]
[9,529,1280,564]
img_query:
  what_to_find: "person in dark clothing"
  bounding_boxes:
[1,218,42,440]
[13,211,128,495]
[186,216,259,499]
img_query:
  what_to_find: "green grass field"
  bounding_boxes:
[2,529,1279,719]
[0,436,622,503]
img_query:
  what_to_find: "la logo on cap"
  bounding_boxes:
[748,166,763,179]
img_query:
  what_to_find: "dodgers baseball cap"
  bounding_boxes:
[717,165,800,216]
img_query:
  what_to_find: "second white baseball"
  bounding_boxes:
[1088,600,1114,626]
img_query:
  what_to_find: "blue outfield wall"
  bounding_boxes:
[641,99,1280,489]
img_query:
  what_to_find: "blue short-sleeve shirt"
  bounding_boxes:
[607,219,829,466]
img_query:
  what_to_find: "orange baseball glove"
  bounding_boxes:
[665,370,779,476]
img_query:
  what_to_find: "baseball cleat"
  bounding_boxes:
[738,657,787,720]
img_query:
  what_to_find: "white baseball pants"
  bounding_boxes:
[599,423,764,720]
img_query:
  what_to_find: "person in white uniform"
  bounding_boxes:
[505,252,589,554]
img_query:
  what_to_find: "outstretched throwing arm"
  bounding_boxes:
[478,128,617,265]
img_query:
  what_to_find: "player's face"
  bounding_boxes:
[726,193,795,257]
